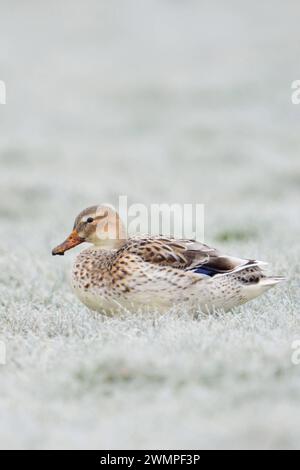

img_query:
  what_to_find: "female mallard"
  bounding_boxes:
[52,205,284,314]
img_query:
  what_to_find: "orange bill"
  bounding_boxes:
[52,230,84,256]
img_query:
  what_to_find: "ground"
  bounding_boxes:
[0,0,299,449]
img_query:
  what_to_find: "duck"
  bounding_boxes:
[52,205,284,314]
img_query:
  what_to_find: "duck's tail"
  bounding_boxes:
[238,272,285,306]
[258,276,286,287]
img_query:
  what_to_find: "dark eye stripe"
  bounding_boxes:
[82,211,108,225]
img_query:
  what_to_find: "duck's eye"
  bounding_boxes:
[86,217,94,224]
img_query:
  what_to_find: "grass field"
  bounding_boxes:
[0,0,300,449]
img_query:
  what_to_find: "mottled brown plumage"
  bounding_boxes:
[52,205,284,314]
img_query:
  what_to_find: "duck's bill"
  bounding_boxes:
[52,230,84,256]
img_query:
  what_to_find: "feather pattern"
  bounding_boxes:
[71,235,283,314]
[53,206,284,314]
[114,236,251,274]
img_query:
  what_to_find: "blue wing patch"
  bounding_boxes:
[190,266,218,277]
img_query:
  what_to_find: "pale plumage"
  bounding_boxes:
[52,205,284,314]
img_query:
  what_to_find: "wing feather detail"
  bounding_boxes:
[115,236,257,277]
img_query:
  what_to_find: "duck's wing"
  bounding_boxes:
[117,236,260,277]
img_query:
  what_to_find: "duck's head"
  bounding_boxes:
[52,205,126,256]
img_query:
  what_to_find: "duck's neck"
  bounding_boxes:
[93,237,127,251]
[93,215,127,250]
